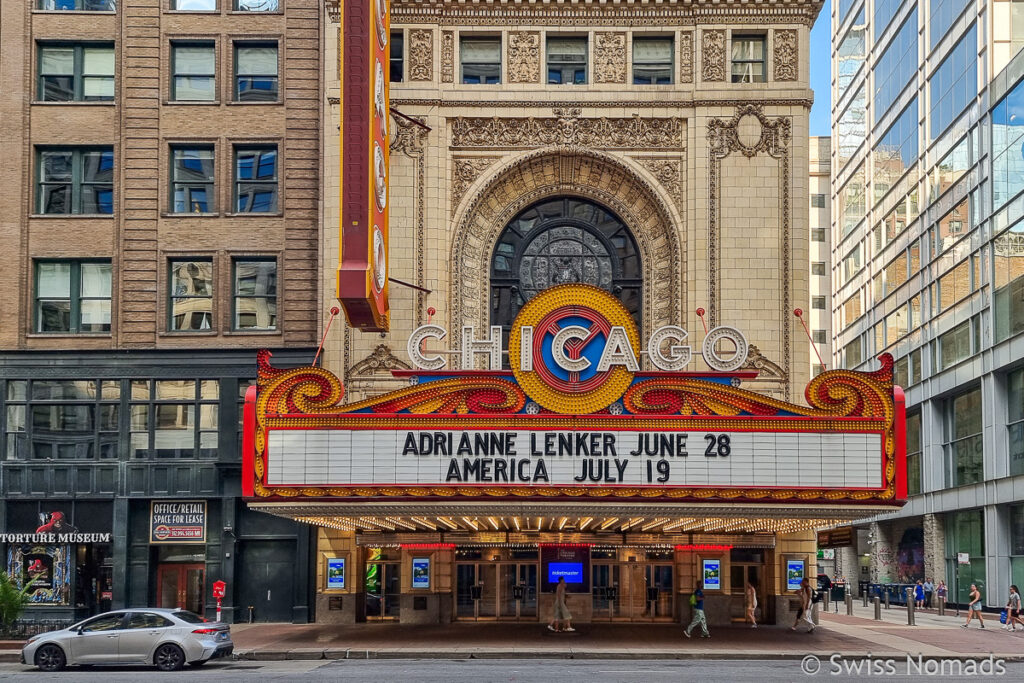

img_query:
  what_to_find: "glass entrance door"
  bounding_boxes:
[365,562,400,620]
[645,564,674,620]
[592,562,672,621]
[156,563,204,614]
[498,563,538,619]
[458,562,538,620]
[730,564,762,622]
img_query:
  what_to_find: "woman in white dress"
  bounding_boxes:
[746,581,758,628]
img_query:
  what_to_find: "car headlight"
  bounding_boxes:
[25,636,40,645]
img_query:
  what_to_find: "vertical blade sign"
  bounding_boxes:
[338,0,390,331]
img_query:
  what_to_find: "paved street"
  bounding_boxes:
[2,657,1023,682]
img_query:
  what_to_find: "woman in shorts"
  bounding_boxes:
[1004,585,1022,632]
[962,583,985,628]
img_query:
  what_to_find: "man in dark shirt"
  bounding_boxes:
[683,583,710,638]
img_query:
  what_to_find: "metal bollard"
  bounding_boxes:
[885,590,890,610]
[906,588,915,626]
[938,596,945,616]
[863,591,868,607]
[846,594,853,616]
[873,596,882,620]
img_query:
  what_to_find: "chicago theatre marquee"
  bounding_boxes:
[240,0,905,624]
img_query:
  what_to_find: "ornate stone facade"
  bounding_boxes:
[773,29,799,81]
[679,31,694,83]
[440,30,454,83]
[508,31,541,83]
[450,156,500,212]
[593,32,627,83]
[449,110,684,149]
[701,29,726,82]
[409,29,434,81]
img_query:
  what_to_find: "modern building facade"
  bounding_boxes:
[233,0,909,628]
[0,0,323,623]
[830,0,1024,603]
[809,135,833,378]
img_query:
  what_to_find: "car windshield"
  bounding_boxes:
[173,610,207,624]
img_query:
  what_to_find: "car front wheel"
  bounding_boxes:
[154,643,185,672]
[35,644,66,672]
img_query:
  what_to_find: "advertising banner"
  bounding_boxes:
[150,501,207,544]
[326,558,346,589]
[787,559,806,591]
[702,559,721,589]
[411,557,430,589]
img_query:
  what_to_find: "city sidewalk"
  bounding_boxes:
[4,607,1020,663]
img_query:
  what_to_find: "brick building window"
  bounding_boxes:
[235,43,278,102]
[37,147,114,215]
[390,30,404,82]
[731,35,766,83]
[460,36,501,84]
[130,380,219,459]
[632,36,673,85]
[234,146,278,212]
[38,43,114,102]
[171,43,216,102]
[173,0,216,10]
[169,259,213,331]
[235,0,278,10]
[34,260,111,334]
[2,380,120,461]
[547,37,588,84]
[171,146,215,213]
[233,259,277,331]
[37,1,116,10]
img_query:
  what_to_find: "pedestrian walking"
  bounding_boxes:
[914,580,925,608]
[683,582,710,638]
[962,583,985,628]
[547,576,574,632]
[745,581,758,628]
[923,578,934,608]
[792,577,815,633]
[1004,585,1023,632]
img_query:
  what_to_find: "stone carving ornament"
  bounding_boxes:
[679,31,694,84]
[508,32,541,83]
[451,156,500,211]
[441,31,454,83]
[701,29,726,82]
[594,32,627,84]
[449,110,683,149]
[773,29,799,81]
[636,158,683,209]
[409,29,434,81]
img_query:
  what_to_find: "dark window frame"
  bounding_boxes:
[233,0,279,11]
[171,41,216,102]
[390,29,404,83]
[632,35,674,85]
[944,385,983,487]
[546,36,588,85]
[37,41,115,102]
[460,35,502,85]
[168,258,214,332]
[234,41,279,102]
[36,0,117,11]
[129,379,219,460]
[730,34,766,83]
[233,145,279,213]
[172,0,217,10]
[36,146,115,215]
[170,145,216,214]
[232,257,278,331]
[34,259,112,334]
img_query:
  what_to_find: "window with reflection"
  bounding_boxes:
[37,147,114,214]
[38,43,114,102]
[730,35,766,83]
[38,0,116,8]
[171,146,214,213]
[839,244,862,286]
[171,42,216,101]
[992,77,1024,210]
[876,189,918,252]
[872,99,918,205]
[460,36,501,84]
[873,8,917,126]
[935,197,969,254]
[632,37,673,85]
[945,386,982,485]
[937,260,971,311]
[906,411,922,495]
[842,336,863,368]
[233,259,277,330]
[234,146,278,212]
[929,26,977,140]
[169,260,213,331]
[874,0,905,41]
[993,228,1024,341]
[2,380,119,460]
[35,260,111,333]
[235,43,278,102]
[547,37,587,84]
[930,0,971,49]
[931,136,969,200]
[490,197,641,349]
[235,0,278,10]
[838,164,866,237]
[837,85,867,169]
[174,0,216,9]
[1009,368,1024,476]
[390,30,404,82]
[836,8,866,101]
[838,0,859,24]
[130,380,218,459]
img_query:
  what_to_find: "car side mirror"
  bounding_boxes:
[76,627,84,635]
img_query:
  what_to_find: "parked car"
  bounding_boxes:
[21,608,232,672]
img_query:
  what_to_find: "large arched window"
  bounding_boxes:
[490,197,642,341]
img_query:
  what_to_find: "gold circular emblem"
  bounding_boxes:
[509,284,639,415]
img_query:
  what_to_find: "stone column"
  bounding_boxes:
[923,512,946,585]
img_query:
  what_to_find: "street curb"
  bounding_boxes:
[0,651,20,664]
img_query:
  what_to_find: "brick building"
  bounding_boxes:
[0,0,322,623]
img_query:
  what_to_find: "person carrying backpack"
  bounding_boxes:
[683,581,710,639]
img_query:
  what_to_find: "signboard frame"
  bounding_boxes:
[326,557,346,589]
[149,500,207,545]
[411,557,430,589]
[786,558,806,592]
[702,559,721,590]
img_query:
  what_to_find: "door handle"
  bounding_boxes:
[106,635,117,638]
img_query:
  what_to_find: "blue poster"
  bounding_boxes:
[702,559,721,589]
[326,558,345,589]
[412,557,430,589]
[787,559,805,591]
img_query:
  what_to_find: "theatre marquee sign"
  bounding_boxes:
[244,284,906,504]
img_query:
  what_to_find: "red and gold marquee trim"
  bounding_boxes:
[242,350,907,505]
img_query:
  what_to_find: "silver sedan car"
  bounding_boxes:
[21,608,233,672]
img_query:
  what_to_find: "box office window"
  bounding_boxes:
[390,30,404,82]
[130,380,219,459]
[37,147,114,215]
[35,260,111,334]
[234,146,278,212]
[171,43,215,102]
[38,43,114,102]
[731,35,765,83]
[3,380,119,460]
[170,146,215,214]
[169,259,213,331]
[461,36,501,84]
[233,259,277,331]
[945,387,983,487]
[547,37,587,84]
[235,43,278,102]
[632,36,673,84]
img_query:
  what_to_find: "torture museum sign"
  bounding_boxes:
[243,284,907,504]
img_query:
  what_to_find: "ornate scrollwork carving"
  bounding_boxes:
[740,345,786,380]
[409,29,434,81]
[508,31,541,83]
[679,31,694,83]
[348,344,411,378]
[773,29,799,82]
[701,30,726,82]
[449,111,684,149]
[594,32,627,84]
[441,31,454,83]
[451,157,501,213]
[636,158,683,209]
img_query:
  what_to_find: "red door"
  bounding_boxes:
[157,563,205,613]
